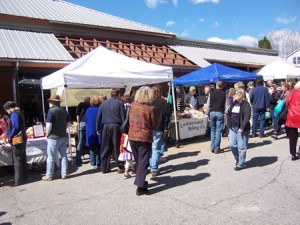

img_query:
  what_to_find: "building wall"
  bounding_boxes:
[287,49,300,67]
[0,69,13,115]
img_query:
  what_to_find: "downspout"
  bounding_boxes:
[12,62,20,103]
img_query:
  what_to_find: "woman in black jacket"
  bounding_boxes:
[228,88,251,171]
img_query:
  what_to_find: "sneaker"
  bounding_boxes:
[234,166,246,171]
[250,134,257,138]
[151,171,160,177]
[136,187,149,196]
[42,176,53,181]
[61,175,67,180]
[123,173,131,179]
[259,134,267,138]
[271,134,278,140]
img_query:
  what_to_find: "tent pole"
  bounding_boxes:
[63,86,73,165]
[171,82,179,147]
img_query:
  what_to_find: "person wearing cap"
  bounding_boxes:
[2,101,27,186]
[184,86,199,110]
[42,95,69,181]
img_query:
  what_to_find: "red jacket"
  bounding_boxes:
[285,89,300,128]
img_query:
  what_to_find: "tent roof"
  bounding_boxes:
[172,63,260,86]
[41,46,173,89]
[253,59,300,80]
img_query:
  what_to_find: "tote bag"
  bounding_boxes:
[274,99,285,117]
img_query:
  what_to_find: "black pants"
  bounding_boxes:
[11,143,27,184]
[130,140,151,188]
[100,123,123,173]
[288,127,298,155]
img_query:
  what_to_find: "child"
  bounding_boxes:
[118,134,135,179]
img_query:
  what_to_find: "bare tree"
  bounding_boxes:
[266,29,300,58]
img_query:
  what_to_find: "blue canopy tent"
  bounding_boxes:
[173,63,261,86]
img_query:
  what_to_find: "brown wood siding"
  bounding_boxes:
[0,70,13,115]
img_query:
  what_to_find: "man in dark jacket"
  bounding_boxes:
[208,81,226,154]
[149,85,172,177]
[250,77,270,138]
[96,89,125,174]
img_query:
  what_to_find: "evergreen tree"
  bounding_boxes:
[258,36,272,49]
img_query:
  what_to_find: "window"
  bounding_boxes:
[293,57,300,65]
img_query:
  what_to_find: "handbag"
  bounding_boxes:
[279,107,288,124]
[119,108,130,134]
[123,134,132,153]
[274,99,285,117]
[12,134,23,146]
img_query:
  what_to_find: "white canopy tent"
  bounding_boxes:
[253,59,300,80]
[41,46,173,89]
[41,46,178,144]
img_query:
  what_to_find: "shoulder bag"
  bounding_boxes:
[120,108,130,134]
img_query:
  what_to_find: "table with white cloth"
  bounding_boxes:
[0,137,48,166]
[169,117,208,140]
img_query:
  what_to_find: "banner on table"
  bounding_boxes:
[178,118,208,139]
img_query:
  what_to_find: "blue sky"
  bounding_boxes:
[66,0,300,47]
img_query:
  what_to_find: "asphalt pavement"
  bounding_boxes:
[0,130,300,225]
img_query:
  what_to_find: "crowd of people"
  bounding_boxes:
[205,78,300,171]
[1,78,300,195]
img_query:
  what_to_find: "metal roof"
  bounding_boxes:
[0,29,74,61]
[0,0,174,36]
[169,45,280,67]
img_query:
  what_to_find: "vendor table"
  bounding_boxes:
[170,117,208,140]
[26,137,48,164]
[0,137,48,166]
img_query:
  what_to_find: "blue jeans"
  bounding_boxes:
[76,122,86,164]
[150,130,163,172]
[228,127,249,167]
[252,108,266,135]
[210,111,224,152]
[90,145,100,167]
[46,137,68,178]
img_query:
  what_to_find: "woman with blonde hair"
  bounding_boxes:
[128,86,157,195]
[86,96,103,168]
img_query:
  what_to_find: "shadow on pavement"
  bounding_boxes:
[67,164,101,179]
[246,156,278,168]
[248,140,273,149]
[166,151,201,161]
[159,159,210,176]
[147,159,210,194]
[149,173,211,194]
